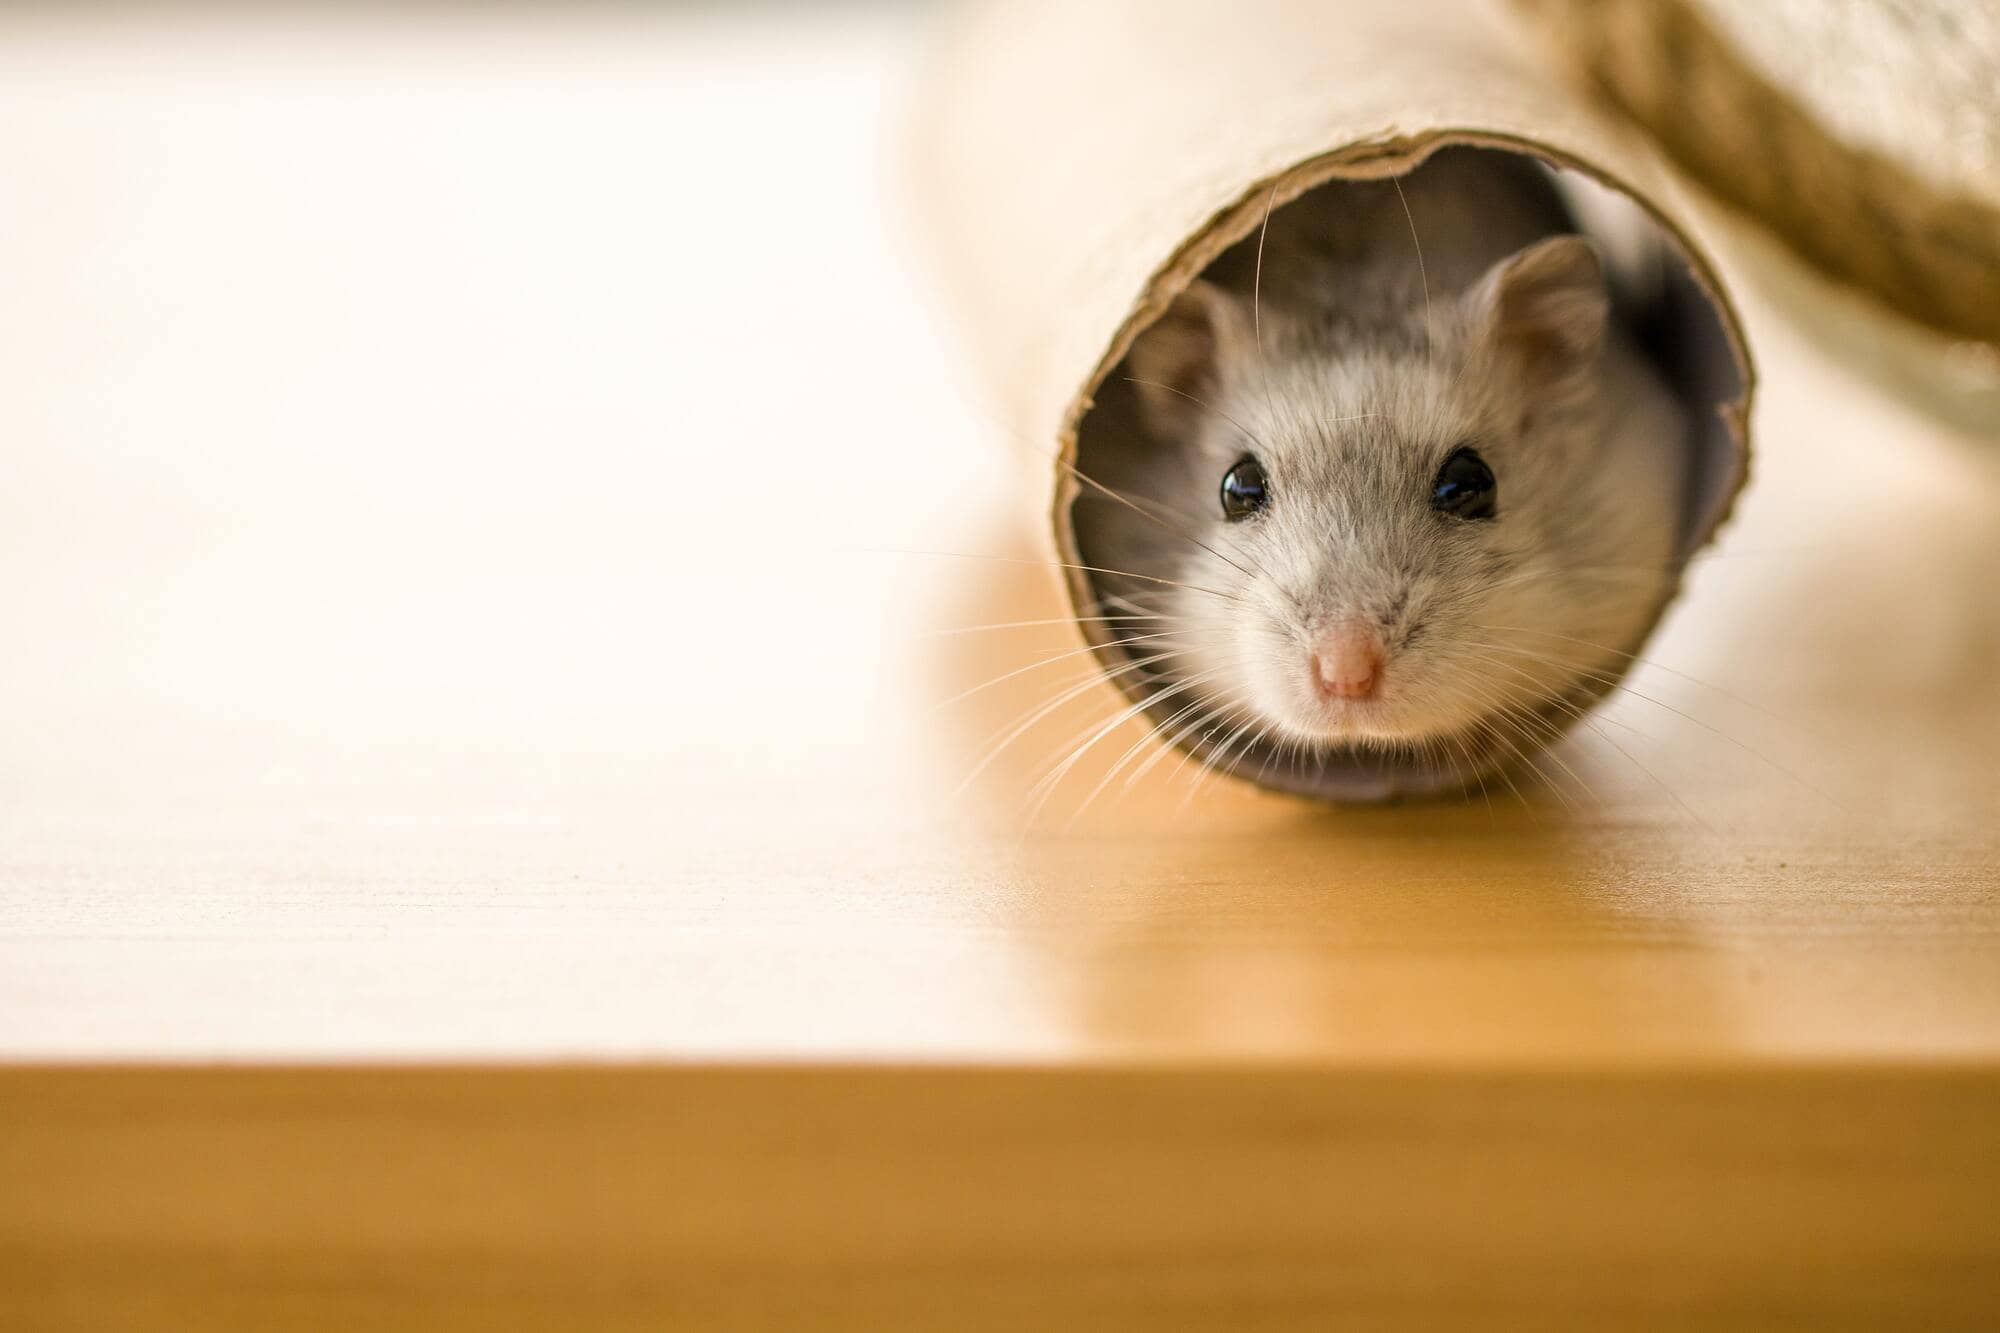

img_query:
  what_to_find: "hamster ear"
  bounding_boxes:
[1467,235,1609,396]
[1127,279,1249,440]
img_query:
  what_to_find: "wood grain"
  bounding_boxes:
[6,1065,2000,1332]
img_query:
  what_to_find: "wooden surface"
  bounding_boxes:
[8,1066,2000,1332]
[1,5,1998,1329]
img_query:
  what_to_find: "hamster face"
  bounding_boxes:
[1102,236,1687,776]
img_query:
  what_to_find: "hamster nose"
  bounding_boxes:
[1311,623,1384,700]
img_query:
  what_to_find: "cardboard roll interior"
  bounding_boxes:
[1065,140,1747,802]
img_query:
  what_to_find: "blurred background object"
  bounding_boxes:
[1519,0,2000,434]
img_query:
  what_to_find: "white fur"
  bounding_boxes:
[1102,228,1689,783]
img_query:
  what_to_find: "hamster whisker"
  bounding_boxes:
[1120,686,1255,796]
[1278,727,1303,783]
[1065,459,1241,537]
[1391,175,1435,351]
[1174,705,1281,812]
[1084,657,1267,815]
[1025,662,1245,826]
[1448,653,1707,822]
[1466,621,1853,753]
[1097,590,1159,617]
[1433,675,1590,808]
[1063,455,1273,583]
[870,548,1253,607]
[1479,680,1709,830]
[983,648,1243,802]
[924,612,1171,638]
[959,394,1261,549]
[1463,711,1568,814]
[1120,376,1276,458]
[1462,637,1777,750]
[1213,715,1295,805]
[1454,648,1661,744]
[1463,718,1539,814]
[1058,665,1254,825]
[1158,693,1259,797]
[1459,638,1845,811]
[1250,179,1284,437]
[1073,692,1220,817]
[1410,730,1455,793]
[1475,566,1674,597]
[974,646,1190,748]
[935,631,1186,710]
[1169,704,1266,812]
[1169,716,1256,811]
[1408,668,1581,804]
[1108,690,1229,798]
[1439,727,1499,820]
[1578,717,1713,831]
[955,648,1193,799]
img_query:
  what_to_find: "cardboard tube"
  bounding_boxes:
[910,0,1754,801]
[1519,0,2000,347]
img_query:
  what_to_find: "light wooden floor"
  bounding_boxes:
[1,5,1997,1329]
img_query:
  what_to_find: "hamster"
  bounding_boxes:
[1075,148,1691,795]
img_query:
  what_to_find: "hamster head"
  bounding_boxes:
[1107,235,1687,784]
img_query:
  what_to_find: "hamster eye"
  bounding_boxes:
[1432,447,1497,521]
[1220,456,1269,521]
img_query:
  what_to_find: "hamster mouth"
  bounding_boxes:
[1290,684,1421,741]
[1286,688,1541,760]
[1163,675,1580,801]
[1299,702,1392,740]
[1116,640,1599,800]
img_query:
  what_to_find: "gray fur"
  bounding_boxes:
[1074,149,1690,789]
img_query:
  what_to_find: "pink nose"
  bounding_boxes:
[1311,623,1384,700]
